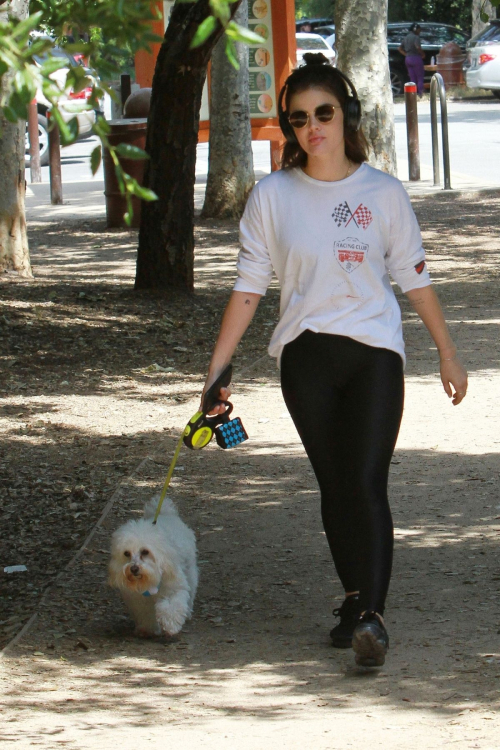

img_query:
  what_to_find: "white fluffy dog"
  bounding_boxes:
[108,498,198,637]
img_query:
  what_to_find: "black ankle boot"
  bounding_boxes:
[352,610,389,667]
[330,594,361,648]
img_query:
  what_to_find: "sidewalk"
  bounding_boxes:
[24,135,500,225]
[3,168,500,749]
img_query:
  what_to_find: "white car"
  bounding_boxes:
[296,33,336,67]
[464,20,500,99]
[314,24,336,49]
[25,47,96,167]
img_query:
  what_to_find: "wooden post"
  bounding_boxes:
[48,113,63,205]
[27,100,42,183]
[404,82,420,181]
[120,74,132,113]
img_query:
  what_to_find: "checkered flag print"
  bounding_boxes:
[349,204,373,230]
[332,201,352,227]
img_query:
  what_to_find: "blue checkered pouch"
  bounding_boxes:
[215,416,248,449]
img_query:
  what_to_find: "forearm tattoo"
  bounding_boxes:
[410,295,425,308]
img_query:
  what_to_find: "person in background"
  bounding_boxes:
[399,23,426,96]
[300,22,313,33]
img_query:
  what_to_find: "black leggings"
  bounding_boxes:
[280,330,404,615]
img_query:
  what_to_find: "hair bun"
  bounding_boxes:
[302,52,330,66]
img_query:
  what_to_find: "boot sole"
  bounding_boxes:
[330,637,353,649]
[352,628,388,667]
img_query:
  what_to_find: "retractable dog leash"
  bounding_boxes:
[152,364,248,524]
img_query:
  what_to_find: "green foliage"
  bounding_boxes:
[28,0,163,57]
[295,0,334,22]
[189,3,265,71]
[2,0,266,221]
[190,16,218,48]
[114,143,150,161]
[90,145,102,175]
[387,0,497,33]
[1,2,161,221]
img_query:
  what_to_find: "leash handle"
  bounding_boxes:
[202,364,232,414]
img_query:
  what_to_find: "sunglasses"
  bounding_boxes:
[288,103,336,129]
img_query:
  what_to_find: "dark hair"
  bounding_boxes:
[410,23,421,32]
[280,53,369,170]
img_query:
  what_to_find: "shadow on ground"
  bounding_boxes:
[1,192,499,736]
[1,440,499,726]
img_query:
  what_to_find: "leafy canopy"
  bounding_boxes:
[0,0,264,223]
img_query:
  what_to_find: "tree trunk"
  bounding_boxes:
[135,0,242,292]
[335,0,397,175]
[472,0,496,38]
[201,2,255,219]
[0,0,32,278]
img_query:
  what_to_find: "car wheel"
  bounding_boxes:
[25,114,49,168]
[491,90,500,100]
[390,69,404,97]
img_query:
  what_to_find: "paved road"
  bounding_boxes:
[393,98,500,186]
[25,97,500,217]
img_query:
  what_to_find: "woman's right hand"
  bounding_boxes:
[199,385,232,416]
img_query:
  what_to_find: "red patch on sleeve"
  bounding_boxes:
[415,261,425,275]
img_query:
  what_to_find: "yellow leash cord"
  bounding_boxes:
[152,430,185,524]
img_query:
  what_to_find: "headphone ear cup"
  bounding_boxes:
[344,96,362,132]
[278,82,298,144]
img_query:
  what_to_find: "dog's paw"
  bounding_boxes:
[156,593,190,636]
[134,627,157,639]
[157,614,185,636]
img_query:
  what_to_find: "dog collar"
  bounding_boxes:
[142,584,159,597]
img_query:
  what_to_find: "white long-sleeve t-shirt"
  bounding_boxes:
[234,162,432,365]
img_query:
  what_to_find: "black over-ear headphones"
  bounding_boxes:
[278,67,362,145]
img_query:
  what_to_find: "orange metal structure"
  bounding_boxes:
[135,0,296,169]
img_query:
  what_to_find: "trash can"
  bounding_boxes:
[436,42,466,87]
[124,88,152,118]
[102,118,148,228]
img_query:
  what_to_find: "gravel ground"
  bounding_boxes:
[0,190,499,748]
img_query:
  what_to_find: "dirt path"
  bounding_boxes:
[1,191,499,749]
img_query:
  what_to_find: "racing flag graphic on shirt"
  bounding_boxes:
[348,204,373,230]
[332,202,373,230]
[332,201,352,227]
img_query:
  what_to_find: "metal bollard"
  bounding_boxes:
[27,99,42,183]
[404,82,420,181]
[430,73,451,190]
[47,112,63,205]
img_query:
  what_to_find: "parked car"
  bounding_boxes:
[464,20,500,99]
[314,24,336,48]
[295,18,334,33]
[296,33,336,67]
[388,22,470,95]
[25,45,95,167]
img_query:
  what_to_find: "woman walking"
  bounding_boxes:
[202,54,467,667]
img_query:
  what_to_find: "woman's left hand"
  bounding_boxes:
[440,357,468,405]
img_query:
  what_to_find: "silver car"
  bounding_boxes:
[465,21,500,99]
[296,33,336,67]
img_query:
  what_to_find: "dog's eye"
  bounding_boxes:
[124,551,131,558]
[141,549,149,556]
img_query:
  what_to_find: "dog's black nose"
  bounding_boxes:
[130,565,140,576]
